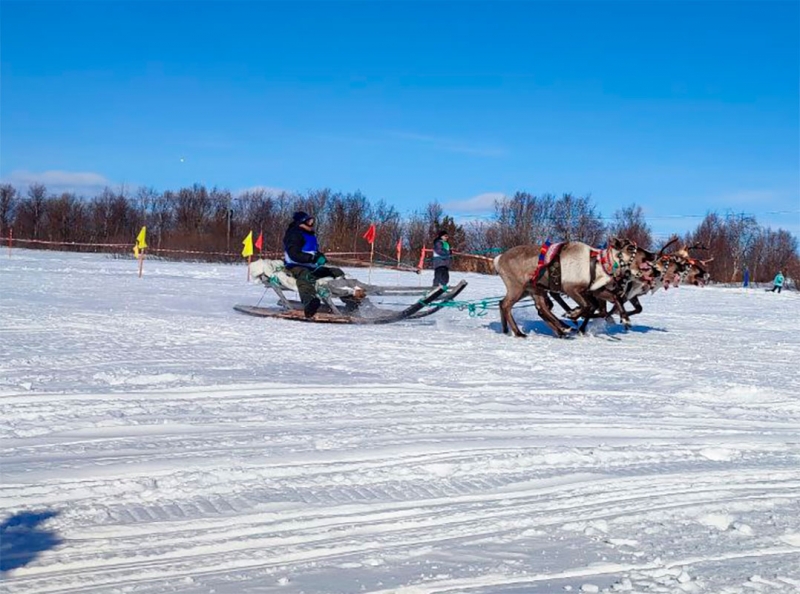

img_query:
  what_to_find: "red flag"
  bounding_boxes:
[396,238,402,262]
[363,224,376,245]
[254,231,263,251]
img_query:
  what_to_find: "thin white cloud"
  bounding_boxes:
[235,185,290,198]
[444,192,506,214]
[2,169,112,195]
[389,131,507,157]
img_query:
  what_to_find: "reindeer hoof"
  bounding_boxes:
[514,332,528,339]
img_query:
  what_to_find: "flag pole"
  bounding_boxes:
[247,255,251,282]
[368,241,374,283]
[134,226,147,278]
[417,245,426,286]
[7,227,12,258]
[397,237,403,285]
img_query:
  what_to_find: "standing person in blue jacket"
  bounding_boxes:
[283,212,344,318]
[770,270,785,293]
[432,229,452,288]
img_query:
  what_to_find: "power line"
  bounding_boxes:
[450,208,800,222]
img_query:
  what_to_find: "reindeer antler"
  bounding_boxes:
[657,236,679,258]
[685,242,708,251]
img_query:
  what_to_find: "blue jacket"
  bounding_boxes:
[283,223,319,269]
[774,273,785,287]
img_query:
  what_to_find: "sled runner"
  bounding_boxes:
[234,259,468,324]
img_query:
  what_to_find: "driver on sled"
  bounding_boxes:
[283,212,345,318]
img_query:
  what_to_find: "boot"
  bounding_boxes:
[304,297,321,318]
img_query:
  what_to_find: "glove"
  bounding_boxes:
[315,254,327,266]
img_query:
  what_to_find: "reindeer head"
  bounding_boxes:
[609,237,639,272]
[657,255,685,290]
[674,242,707,259]
[631,247,657,282]
[682,258,712,286]
[671,243,711,286]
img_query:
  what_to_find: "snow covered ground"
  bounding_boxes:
[2,248,799,594]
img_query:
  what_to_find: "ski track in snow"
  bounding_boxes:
[1,249,799,594]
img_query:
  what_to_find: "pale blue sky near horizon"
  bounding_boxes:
[1,0,798,238]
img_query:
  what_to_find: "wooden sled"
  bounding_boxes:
[234,259,468,324]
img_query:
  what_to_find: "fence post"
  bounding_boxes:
[7,227,12,257]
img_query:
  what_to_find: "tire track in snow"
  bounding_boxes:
[3,253,800,593]
[5,469,800,593]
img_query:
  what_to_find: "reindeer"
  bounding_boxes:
[542,240,662,327]
[601,242,710,323]
[604,238,681,320]
[494,238,639,338]
[673,244,712,286]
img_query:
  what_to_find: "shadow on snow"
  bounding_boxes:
[487,319,669,338]
[0,510,62,573]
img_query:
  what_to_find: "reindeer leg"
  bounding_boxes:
[533,291,569,338]
[627,296,643,317]
[500,285,527,338]
[612,295,632,328]
[549,291,579,317]
[563,289,599,333]
[579,293,605,333]
[499,301,509,335]
[592,289,620,324]
[537,290,572,330]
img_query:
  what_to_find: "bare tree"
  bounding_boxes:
[133,186,160,228]
[174,184,212,236]
[724,212,759,282]
[0,184,17,237]
[7,181,796,278]
[425,201,444,238]
[610,204,652,249]
[552,194,605,246]
[493,192,555,248]
[15,183,48,239]
[45,193,88,243]
[235,188,279,252]
[405,211,429,264]
[371,199,402,258]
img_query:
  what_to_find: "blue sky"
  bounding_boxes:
[1,0,798,237]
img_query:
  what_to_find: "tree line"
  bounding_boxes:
[1,183,797,285]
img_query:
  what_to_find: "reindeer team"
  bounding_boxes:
[493,238,711,338]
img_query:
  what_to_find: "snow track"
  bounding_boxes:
[2,250,799,593]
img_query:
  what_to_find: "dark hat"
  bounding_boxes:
[293,211,313,224]
[436,229,449,239]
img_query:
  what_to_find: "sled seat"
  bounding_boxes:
[249,259,367,298]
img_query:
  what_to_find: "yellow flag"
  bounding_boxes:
[133,244,140,258]
[136,226,147,249]
[242,231,254,258]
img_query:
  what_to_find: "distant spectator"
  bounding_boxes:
[432,230,452,287]
[743,268,750,288]
[770,270,785,293]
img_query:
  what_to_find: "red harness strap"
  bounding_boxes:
[531,239,552,284]
[590,247,616,276]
